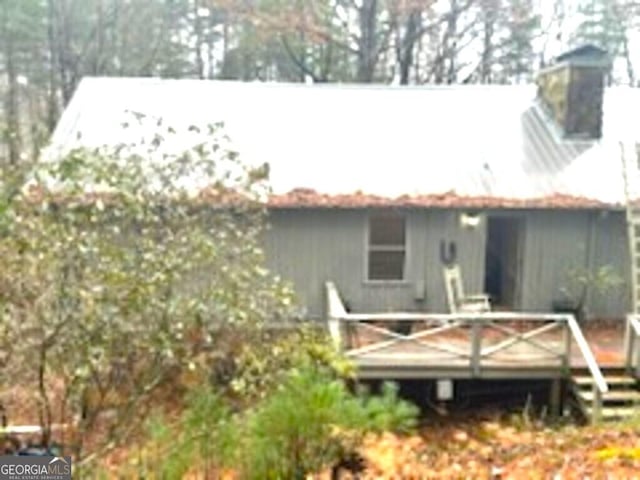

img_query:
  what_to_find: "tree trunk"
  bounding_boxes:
[356,0,379,82]
[398,10,421,85]
[207,6,216,79]
[57,0,76,105]
[92,0,105,75]
[621,32,636,86]
[480,1,499,83]
[445,0,458,84]
[194,0,205,79]
[46,0,60,133]
[4,15,21,165]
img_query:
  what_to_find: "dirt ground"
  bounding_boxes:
[336,417,640,479]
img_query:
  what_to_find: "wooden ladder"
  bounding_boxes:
[622,142,640,314]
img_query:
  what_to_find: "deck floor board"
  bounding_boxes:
[345,322,625,379]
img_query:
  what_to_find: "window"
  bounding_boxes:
[367,212,406,281]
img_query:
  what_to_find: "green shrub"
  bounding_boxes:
[117,361,418,479]
[358,381,420,434]
[122,386,235,478]
[236,366,418,479]
[230,327,355,403]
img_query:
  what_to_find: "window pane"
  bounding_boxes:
[369,214,405,246]
[368,251,405,280]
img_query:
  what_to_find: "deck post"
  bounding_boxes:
[326,282,348,351]
[562,323,572,372]
[629,315,640,378]
[624,315,633,373]
[471,319,482,377]
[591,383,602,424]
[549,378,562,418]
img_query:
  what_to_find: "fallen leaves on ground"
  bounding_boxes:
[99,415,640,479]
[324,417,640,479]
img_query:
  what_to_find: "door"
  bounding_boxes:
[484,216,524,309]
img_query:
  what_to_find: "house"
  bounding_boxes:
[46,46,640,322]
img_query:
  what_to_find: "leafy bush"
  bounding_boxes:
[0,118,294,459]
[117,386,235,478]
[123,364,418,479]
[358,381,420,434]
[229,326,355,403]
[557,263,624,321]
[236,366,418,479]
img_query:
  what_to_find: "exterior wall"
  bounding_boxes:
[519,210,591,311]
[264,208,630,320]
[586,211,630,318]
[264,208,485,319]
[520,210,630,318]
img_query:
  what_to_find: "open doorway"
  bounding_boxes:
[484,217,524,309]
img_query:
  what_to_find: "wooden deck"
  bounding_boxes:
[342,319,570,379]
[327,283,605,380]
[342,322,624,379]
[326,282,640,422]
[326,283,640,380]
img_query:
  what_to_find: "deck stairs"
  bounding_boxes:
[621,141,640,314]
[571,368,640,423]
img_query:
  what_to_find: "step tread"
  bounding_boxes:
[579,390,640,403]
[573,375,637,387]
[585,405,640,420]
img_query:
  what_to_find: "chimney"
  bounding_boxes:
[536,44,610,139]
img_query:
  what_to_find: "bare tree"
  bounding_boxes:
[3,23,20,164]
[478,0,501,83]
[390,0,437,85]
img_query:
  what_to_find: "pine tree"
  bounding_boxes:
[572,0,637,85]
[498,0,539,83]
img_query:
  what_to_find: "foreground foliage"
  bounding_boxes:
[238,368,417,479]
[101,406,640,479]
[0,120,294,461]
[110,365,418,479]
[1,121,420,478]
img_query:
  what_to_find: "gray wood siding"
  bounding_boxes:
[264,209,486,318]
[519,210,629,316]
[423,210,487,312]
[264,208,629,320]
[590,212,630,317]
[519,210,591,311]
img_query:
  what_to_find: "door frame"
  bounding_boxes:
[483,215,526,309]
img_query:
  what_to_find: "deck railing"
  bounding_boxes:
[625,314,640,378]
[325,282,609,422]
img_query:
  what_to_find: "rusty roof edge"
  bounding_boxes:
[266,189,624,211]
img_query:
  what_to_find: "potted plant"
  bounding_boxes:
[553,265,624,323]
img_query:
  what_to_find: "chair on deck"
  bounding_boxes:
[443,264,491,313]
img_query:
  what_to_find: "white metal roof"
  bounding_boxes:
[46,77,640,206]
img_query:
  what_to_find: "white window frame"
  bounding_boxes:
[365,211,407,283]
